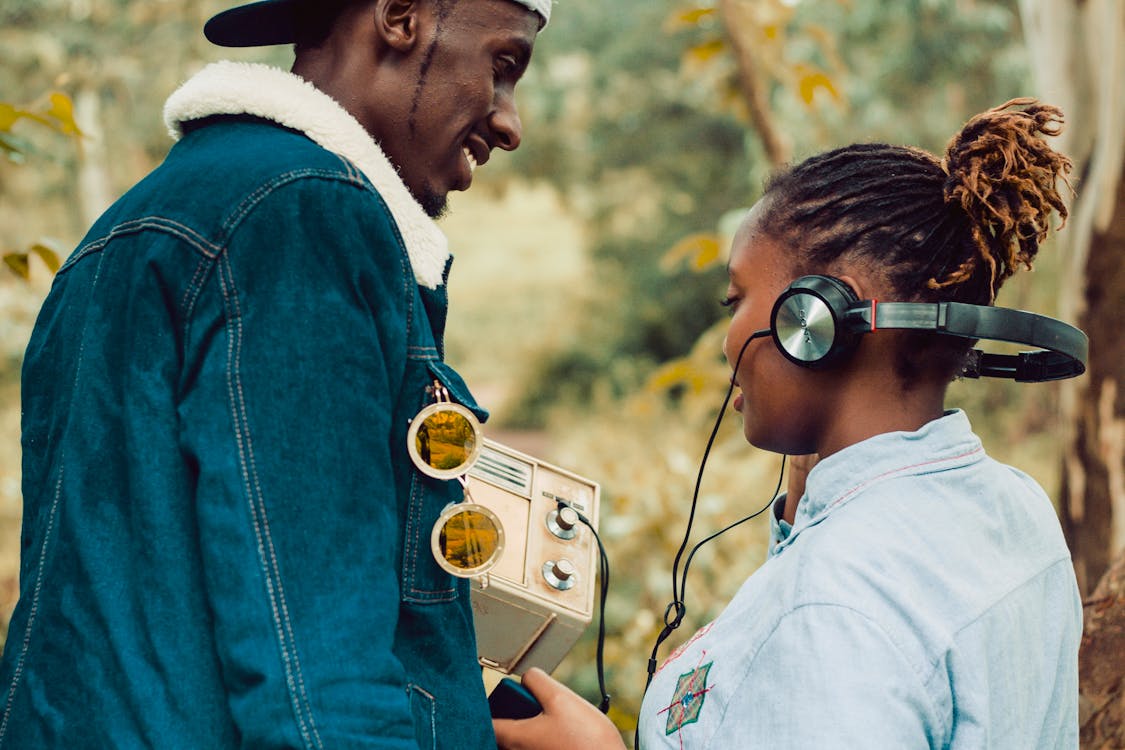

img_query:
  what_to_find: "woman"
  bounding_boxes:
[494,99,1081,749]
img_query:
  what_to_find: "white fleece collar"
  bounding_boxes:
[163,61,449,289]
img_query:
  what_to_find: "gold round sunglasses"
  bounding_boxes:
[407,381,505,580]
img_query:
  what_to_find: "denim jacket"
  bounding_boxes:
[639,411,1080,748]
[0,62,493,749]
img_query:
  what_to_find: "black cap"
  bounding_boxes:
[204,0,298,48]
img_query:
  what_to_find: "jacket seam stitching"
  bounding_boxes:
[217,252,325,750]
[60,216,223,273]
[402,474,457,602]
[1,239,111,737]
[181,254,215,323]
[401,352,458,602]
[218,169,370,241]
[0,462,64,740]
[1,241,111,737]
[407,683,437,750]
[334,152,361,182]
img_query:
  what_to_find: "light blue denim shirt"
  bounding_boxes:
[639,410,1080,749]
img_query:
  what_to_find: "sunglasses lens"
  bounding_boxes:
[411,404,480,478]
[431,504,504,577]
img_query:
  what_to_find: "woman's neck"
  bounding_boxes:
[782,374,947,525]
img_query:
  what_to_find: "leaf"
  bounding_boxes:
[684,38,727,67]
[0,103,20,133]
[3,254,31,281]
[666,6,717,31]
[46,92,83,137]
[1,239,64,281]
[646,359,708,394]
[797,69,840,106]
[661,233,724,272]
[30,242,62,273]
[0,102,53,133]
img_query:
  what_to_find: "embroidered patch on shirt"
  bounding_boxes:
[660,657,714,737]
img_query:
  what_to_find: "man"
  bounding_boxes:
[0,0,548,747]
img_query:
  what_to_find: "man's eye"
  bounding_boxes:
[494,55,520,79]
[720,295,740,315]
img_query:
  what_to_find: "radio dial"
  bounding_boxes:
[546,506,580,540]
[542,559,577,590]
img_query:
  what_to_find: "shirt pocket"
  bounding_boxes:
[400,359,489,603]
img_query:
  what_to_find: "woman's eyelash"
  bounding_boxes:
[720,296,740,315]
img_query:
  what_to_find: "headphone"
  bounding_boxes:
[770,275,1088,382]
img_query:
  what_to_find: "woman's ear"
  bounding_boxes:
[375,0,422,53]
[835,273,869,302]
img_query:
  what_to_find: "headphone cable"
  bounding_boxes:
[636,328,786,747]
[563,502,612,714]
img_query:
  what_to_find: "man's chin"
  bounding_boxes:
[418,190,449,220]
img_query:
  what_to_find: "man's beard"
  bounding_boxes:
[418,188,449,219]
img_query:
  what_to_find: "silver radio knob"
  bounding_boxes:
[546,506,580,540]
[542,558,577,590]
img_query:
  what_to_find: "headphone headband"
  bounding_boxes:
[772,276,1088,382]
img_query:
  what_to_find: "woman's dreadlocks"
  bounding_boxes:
[758,98,1073,381]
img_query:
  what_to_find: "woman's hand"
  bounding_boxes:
[493,668,626,750]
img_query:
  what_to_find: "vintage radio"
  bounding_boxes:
[465,438,601,675]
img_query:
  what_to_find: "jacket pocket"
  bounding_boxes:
[424,360,489,423]
[400,359,488,602]
[407,683,436,750]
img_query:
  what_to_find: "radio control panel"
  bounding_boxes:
[466,439,601,675]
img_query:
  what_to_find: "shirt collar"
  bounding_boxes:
[775,410,985,553]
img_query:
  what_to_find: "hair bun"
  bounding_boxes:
[934,98,1073,299]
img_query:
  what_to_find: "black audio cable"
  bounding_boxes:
[636,328,787,747]
[562,501,611,714]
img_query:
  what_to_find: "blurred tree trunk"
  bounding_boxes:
[1018,0,1125,591]
[1019,0,1125,745]
[715,0,789,168]
[75,86,113,228]
[1080,552,1125,749]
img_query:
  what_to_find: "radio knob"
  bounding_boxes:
[542,558,577,590]
[546,506,580,540]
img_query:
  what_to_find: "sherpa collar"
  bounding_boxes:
[163,61,450,289]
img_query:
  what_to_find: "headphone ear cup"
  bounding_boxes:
[771,275,861,368]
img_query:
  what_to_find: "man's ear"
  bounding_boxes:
[375,0,422,53]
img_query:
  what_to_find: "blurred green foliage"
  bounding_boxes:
[495,0,1030,430]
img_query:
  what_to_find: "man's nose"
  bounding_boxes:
[489,91,522,151]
